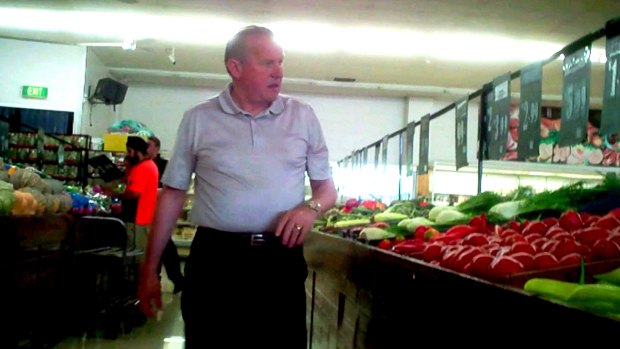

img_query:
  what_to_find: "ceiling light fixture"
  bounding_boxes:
[0,7,608,64]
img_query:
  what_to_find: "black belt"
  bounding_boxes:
[197,227,280,247]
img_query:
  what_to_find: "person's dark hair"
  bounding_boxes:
[224,25,273,73]
[148,135,161,148]
[126,136,148,154]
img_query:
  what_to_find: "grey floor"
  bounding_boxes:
[53,269,185,349]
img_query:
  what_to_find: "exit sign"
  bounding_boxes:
[22,85,48,99]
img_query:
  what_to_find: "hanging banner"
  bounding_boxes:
[362,147,369,167]
[482,87,494,160]
[601,35,620,136]
[417,114,430,175]
[406,122,415,176]
[455,96,469,169]
[559,46,591,147]
[381,135,389,172]
[518,63,543,160]
[488,73,511,160]
[374,143,380,170]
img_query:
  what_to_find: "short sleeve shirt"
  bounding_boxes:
[126,159,159,225]
[162,84,331,232]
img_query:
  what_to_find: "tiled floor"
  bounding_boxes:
[53,271,185,349]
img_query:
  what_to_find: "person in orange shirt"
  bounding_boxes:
[113,136,159,252]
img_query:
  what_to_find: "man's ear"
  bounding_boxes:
[226,58,243,79]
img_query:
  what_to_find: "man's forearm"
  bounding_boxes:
[309,178,338,216]
[143,186,187,274]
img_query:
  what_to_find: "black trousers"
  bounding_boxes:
[181,228,308,349]
[157,238,183,285]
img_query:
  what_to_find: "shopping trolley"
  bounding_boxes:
[72,216,145,339]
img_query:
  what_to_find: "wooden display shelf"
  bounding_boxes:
[303,232,620,346]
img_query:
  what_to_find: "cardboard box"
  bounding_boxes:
[103,133,129,152]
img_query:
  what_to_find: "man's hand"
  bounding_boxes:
[275,205,318,248]
[137,268,163,317]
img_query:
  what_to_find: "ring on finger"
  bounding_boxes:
[294,224,302,231]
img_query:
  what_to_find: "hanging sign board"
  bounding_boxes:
[417,114,430,175]
[482,88,494,160]
[381,135,389,172]
[518,63,543,160]
[488,73,511,160]
[601,35,620,136]
[374,143,380,170]
[362,147,369,167]
[559,46,591,147]
[455,96,469,169]
[406,122,415,176]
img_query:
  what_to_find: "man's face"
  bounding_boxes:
[146,140,159,159]
[236,34,284,105]
[125,148,139,165]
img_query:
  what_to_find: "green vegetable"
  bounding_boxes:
[434,209,471,226]
[594,267,620,287]
[333,218,371,228]
[523,278,581,302]
[488,200,526,222]
[428,205,457,221]
[398,217,435,232]
[358,227,395,241]
[373,212,408,223]
[456,191,504,216]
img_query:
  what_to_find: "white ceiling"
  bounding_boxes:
[1,0,620,99]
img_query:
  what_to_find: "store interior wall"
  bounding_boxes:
[0,38,86,134]
[81,49,119,138]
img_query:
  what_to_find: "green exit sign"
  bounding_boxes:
[22,85,48,99]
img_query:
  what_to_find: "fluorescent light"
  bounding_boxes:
[0,6,607,64]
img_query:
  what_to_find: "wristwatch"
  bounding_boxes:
[304,199,322,214]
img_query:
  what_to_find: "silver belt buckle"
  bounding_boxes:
[250,233,267,246]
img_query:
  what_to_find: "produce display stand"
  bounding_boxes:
[3,214,145,348]
[304,231,620,347]
[2,214,75,349]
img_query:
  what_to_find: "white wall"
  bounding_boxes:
[81,49,118,137]
[0,38,86,133]
[116,84,409,161]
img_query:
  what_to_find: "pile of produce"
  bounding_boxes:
[0,165,73,216]
[525,266,620,319]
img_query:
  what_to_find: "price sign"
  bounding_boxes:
[381,135,389,172]
[455,96,469,169]
[518,63,543,160]
[406,122,415,176]
[559,46,591,147]
[418,114,430,175]
[374,143,380,170]
[601,35,620,136]
[488,73,511,160]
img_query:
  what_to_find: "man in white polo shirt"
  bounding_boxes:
[138,25,337,348]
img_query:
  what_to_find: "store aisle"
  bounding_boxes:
[53,271,185,349]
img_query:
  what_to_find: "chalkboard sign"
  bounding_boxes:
[381,135,389,172]
[406,122,415,176]
[559,46,591,147]
[601,35,620,136]
[518,63,543,160]
[488,73,511,160]
[455,96,468,169]
[374,143,380,170]
[418,114,430,175]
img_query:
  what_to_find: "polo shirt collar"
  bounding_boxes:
[218,83,284,118]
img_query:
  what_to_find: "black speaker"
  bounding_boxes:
[92,78,128,105]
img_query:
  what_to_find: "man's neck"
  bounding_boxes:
[230,86,270,116]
